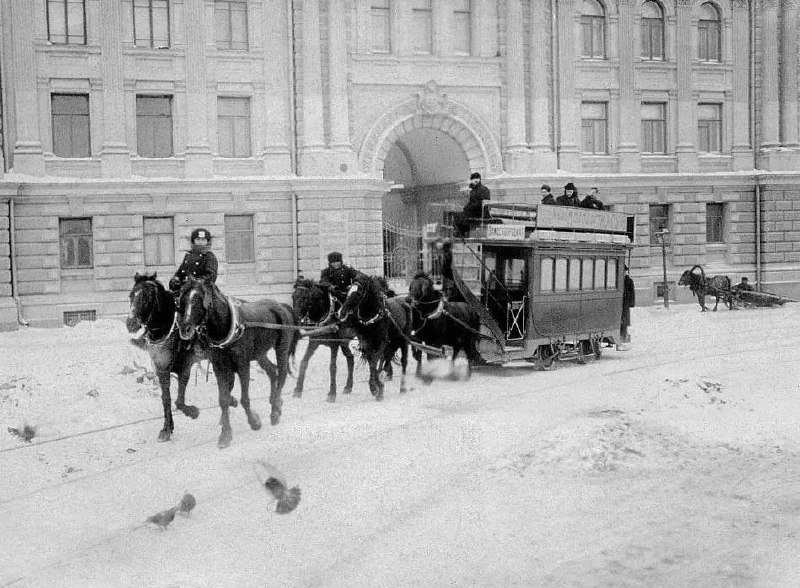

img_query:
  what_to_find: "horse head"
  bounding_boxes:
[337,276,380,322]
[177,277,213,340]
[292,278,332,324]
[678,266,705,291]
[127,271,162,333]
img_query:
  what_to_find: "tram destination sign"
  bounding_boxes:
[486,224,526,240]
[536,205,628,233]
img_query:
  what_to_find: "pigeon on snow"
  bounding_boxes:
[177,492,197,516]
[253,459,302,514]
[146,506,178,530]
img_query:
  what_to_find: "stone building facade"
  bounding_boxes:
[0,0,798,329]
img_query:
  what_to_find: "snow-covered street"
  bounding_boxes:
[2,303,800,587]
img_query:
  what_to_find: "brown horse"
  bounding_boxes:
[678,265,733,311]
[176,277,299,448]
[126,272,201,441]
[291,278,356,402]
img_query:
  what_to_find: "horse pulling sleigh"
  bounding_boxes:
[678,265,790,311]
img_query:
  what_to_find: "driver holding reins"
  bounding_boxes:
[169,228,219,296]
[319,251,370,313]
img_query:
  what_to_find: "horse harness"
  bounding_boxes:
[143,312,180,348]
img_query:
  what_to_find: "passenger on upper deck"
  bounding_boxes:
[580,187,606,210]
[557,182,580,207]
[455,172,491,237]
[540,184,556,205]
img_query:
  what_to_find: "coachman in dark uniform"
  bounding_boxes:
[319,251,369,303]
[169,228,218,294]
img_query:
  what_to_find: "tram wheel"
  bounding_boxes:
[536,344,557,371]
[576,340,595,365]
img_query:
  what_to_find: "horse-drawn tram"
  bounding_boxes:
[423,202,634,368]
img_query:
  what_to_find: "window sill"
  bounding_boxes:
[61,268,94,278]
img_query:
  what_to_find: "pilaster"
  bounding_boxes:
[616,0,639,172]
[503,0,532,173]
[529,0,557,171]
[730,0,753,170]
[557,0,579,171]
[184,0,212,177]
[10,0,44,175]
[261,0,291,174]
[299,0,326,175]
[327,0,357,173]
[779,0,799,148]
[99,0,131,177]
[759,0,780,154]
[675,0,698,172]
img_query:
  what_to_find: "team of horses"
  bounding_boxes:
[126,270,481,448]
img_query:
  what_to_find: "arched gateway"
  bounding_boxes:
[358,82,503,283]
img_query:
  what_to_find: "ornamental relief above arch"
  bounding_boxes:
[357,81,504,178]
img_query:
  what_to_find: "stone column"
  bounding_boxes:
[184,0,212,177]
[557,0,579,171]
[760,0,780,152]
[730,0,752,170]
[299,0,326,175]
[503,0,531,173]
[780,0,799,148]
[616,0,639,172]
[529,0,556,171]
[10,0,44,175]
[99,0,131,177]
[262,0,291,173]
[675,0,697,171]
[328,0,356,172]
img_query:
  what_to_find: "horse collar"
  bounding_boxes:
[144,312,179,347]
[423,298,445,320]
[205,295,246,349]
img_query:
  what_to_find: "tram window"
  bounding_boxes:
[569,258,581,291]
[607,259,618,290]
[504,257,526,288]
[582,258,594,290]
[540,257,554,292]
[555,258,568,291]
[595,258,607,290]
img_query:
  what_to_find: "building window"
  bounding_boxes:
[218,97,251,157]
[60,218,93,269]
[143,217,174,266]
[370,0,391,52]
[706,203,724,243]
[136,95,173,158]
[641,1,664,60]
[412,0,432,54]
[581,0,605,59]
[225,215,254,263]
[642,102,667,154]
[698,3,721,62]
[698,103,722,153]
[47,0,86,45]
[133,0,170,48]
[452,0,471,55]
[214,0,248,51]
[581,101,608,154]
[51,94,90,158]
[649,204,670,245]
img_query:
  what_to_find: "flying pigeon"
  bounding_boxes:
[253,459,302,514]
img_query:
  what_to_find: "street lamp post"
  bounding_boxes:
[655,229,670,309]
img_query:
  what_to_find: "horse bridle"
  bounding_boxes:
[136,280,178,345]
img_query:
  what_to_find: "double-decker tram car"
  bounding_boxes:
[424,202,634,368]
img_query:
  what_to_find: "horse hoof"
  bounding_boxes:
[375,391,384,402]
[183,405,200,419]
[270,412,281,426]
[343,387,352,395]
[249,413,262,431]
[292,389,303,398]
[326,394,336,403]
[157,429,171,442]
[218,431,232,449]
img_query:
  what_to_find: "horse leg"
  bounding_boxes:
[156,369,174,442]
[398,343,408,394]
[257,357,281,426]
[327,343,339,403]
[174,356,199,419]
[699,294,707,312]
[216,369,235,449]
[341,342,354,394]
[713,295,720,311]
[238,362,262,432]
[413,347,423,377]
[293,340,318,398]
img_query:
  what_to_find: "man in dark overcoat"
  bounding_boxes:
[169,227,218,293]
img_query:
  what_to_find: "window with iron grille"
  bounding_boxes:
[133,0,170,48]
[649,204,669,245]
[641,1,664,60]
[63,310,96,326]
[225,215,254,263]
[144,217,174,266]
[214,0,248,51]
[136,95,173,158]
[218,97,251,157]
[642,102,667,154]
[580,0,605,58]
[698,103,722,153]
[47,0,86,44]
[60,218,93,269]
[581,101,608,154]
[370,0,391,52]
[698,3,721,62]
[412,0,432,54]
[452,0,471,55]
[51,94,91,158]
[706,203,724,244]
